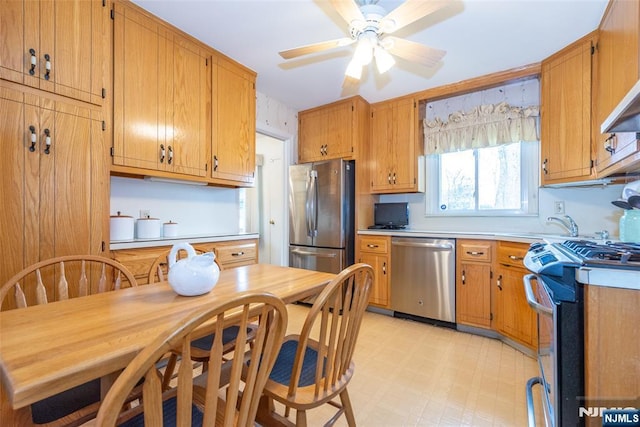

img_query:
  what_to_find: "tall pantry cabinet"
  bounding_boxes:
[0,0,110,288]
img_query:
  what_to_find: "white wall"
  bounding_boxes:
[109,92,299,237]
[380,183,625,238]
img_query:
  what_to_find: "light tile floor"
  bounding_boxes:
[281,303,541,427]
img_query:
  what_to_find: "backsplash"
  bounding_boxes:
[110,176,241,237]
[380,184,626,238]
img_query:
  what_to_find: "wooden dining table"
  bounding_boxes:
[0,263,335,425]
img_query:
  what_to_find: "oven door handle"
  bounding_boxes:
[523,274,553,315]
[526,376,543,427]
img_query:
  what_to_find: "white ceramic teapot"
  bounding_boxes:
[167,242,220,296]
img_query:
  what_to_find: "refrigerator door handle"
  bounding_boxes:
[306,170,318,237]
[291,248,337,258]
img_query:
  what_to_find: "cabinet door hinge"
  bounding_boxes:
[102,88,106,99]
[102,0,106,7]
[591,44,595,55]
[205,163,208,172]
[414,101,417,108]
[110,8,114,19]
[205,58,208,66]
[490,270,493,279]
[490,312,493,321]
[110,146,114,157]
[101,241,106,252]
[102,121,106,131]
[590,159,594,168]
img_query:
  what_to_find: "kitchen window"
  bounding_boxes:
[423,80,540,217]
[424,141,539,216]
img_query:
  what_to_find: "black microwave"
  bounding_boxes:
[373,203,409,229]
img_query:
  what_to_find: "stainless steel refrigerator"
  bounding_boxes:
[289,159,354,274]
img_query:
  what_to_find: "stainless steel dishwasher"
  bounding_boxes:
[390,237,456,324]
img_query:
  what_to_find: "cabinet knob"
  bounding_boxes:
[231,251,245,257]
[29,125,37,152]
[367,244,378,248]
[509,255,523,261]
[167,145,173,165]
[466,251,484,256]
[43,129,51,154]
[213,155,219,171]
[461,269,466,285]
[604,134,616,154]
[29,49,37,75]
[382,262,386,275]
[44,53,51,80]
[497,274,503,291]
[542,158,548,175]
[159,144,165,163]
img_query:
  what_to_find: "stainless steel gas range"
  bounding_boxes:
[522,239,640,427]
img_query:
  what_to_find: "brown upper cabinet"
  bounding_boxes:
[369,97,423,194]
[0,0,108,105]
[540,33,595,185]
[298,96,368,164]
[0,83,108,289]
[594,0,640,176]
[112,2,210,179]
[210,55,256,186]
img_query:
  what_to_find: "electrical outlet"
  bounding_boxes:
[140,209,151,218]
[554,201,565,215]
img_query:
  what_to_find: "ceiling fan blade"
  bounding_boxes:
[329,0,365,25]
[381,0,449,33]
[383,36,446,67]
[279,38,355,60]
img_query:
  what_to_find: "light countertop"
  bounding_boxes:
[110,232,259,250]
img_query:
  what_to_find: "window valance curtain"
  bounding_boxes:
[423,101,539,155]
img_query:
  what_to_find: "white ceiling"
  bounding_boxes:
[131,0,608,112]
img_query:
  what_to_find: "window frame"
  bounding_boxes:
[424,141,540,217]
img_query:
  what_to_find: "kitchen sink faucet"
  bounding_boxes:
[547,215,579,237]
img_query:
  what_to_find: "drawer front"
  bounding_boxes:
[497,241,529,267]
[359,237,389,254]
[459,241,493,262]
[112,247,169,285]
[215,241,258,267]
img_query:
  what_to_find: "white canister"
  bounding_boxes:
[110,212,134,241]
[163,221,179,237]
[136,217,161,239]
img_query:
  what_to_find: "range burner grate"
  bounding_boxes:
[560,240,640,264]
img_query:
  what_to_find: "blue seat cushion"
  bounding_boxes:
[268,340,325,388]
[190,325,249,351]
[31,378,101,424]
[119,395,204,427]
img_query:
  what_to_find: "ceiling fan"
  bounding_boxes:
[279,0,448,80]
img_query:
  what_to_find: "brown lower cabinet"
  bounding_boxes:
[584,285,640,427]
[456,240,494,329]
[494,241,537,351]
[111,239,258,285]
[356,235,390,307]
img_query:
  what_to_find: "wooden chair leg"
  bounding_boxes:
[295,408,308,427]
[339,389,356,427]
[161,353,178,390]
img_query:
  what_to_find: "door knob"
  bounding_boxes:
[269,220,275,225]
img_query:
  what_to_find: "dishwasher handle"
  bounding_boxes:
[391,241,454,250]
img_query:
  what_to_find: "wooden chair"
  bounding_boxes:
[257,263,374,427]
[0,255,138,426]
[92,292,288,426]
[149,247,258,390]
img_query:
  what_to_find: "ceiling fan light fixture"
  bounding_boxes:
[374,45,395,74]
[345,57,363,80]
[353,37,374,66]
